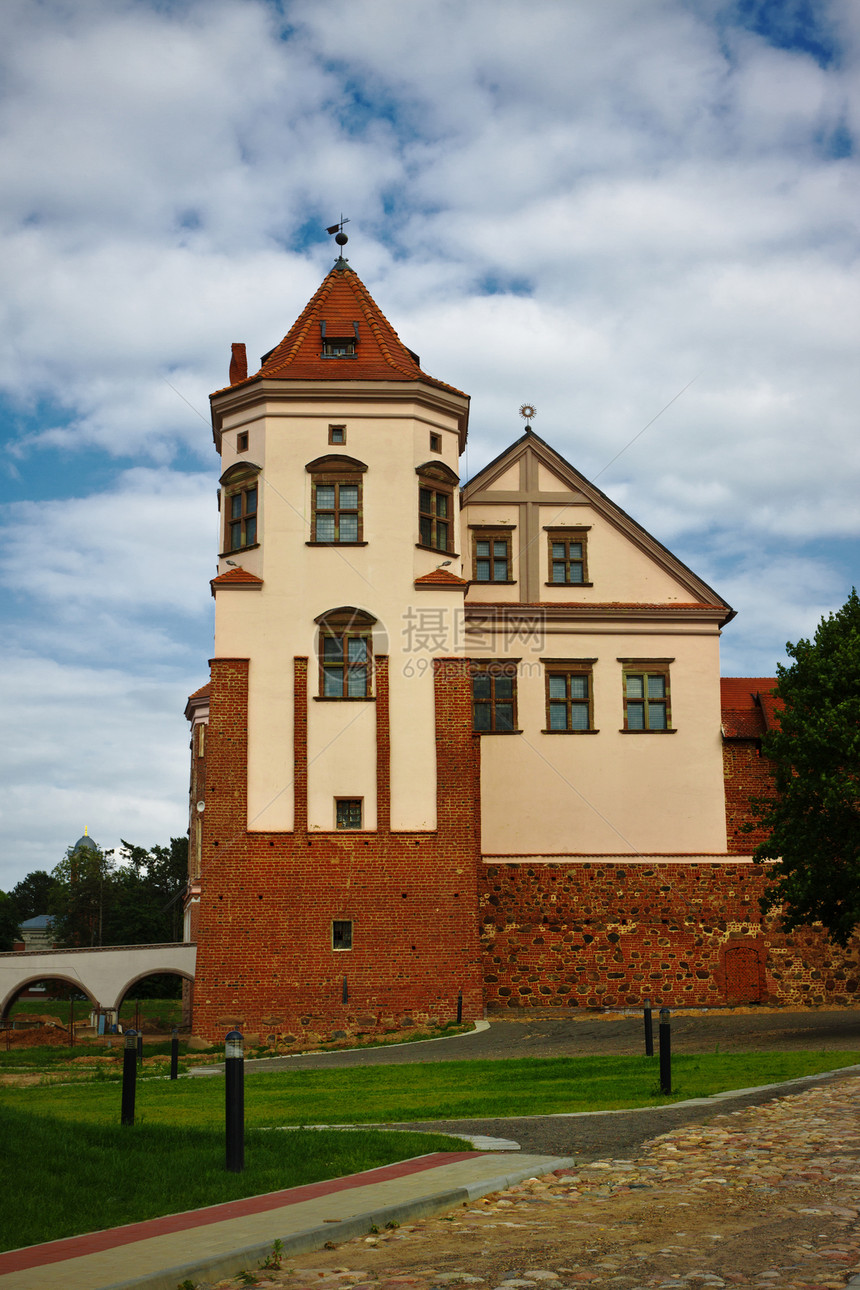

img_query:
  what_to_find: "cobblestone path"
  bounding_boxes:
[207,1075,860,1290]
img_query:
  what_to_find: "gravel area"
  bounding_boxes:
[205,1073,860,1290]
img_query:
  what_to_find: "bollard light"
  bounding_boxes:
[170,1026,179,1080]
[121,1030,137,1126]
[658,1007,672,1095]
[643,998,654,1057]
[225,1030,245,1173]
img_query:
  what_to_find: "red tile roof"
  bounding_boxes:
[720,677,780,739]
[720,677,777,707]
[414,569,469,586]
[221,261,466,398]
[187,683,210,701]
[210,568,264,596]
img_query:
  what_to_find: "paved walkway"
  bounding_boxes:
[0,1151,573,1290]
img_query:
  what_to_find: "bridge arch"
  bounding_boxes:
[0,944,197,1024]
[1,974,97,1023]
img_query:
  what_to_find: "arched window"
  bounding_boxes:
[220,462,261,554]
[315,607,377,699]
[306,455,367,545]
[416,461,459,554]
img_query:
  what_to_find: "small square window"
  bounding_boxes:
[622,668,671,731]
[329,425,346,445]
[429,432,442,453]
[473,532,512,583]
[546,528,589,585]
[544,666,595,732]
[332,920,353,951]
[237,431,249,453]
[335,798,362,829]
[471,662,518,733]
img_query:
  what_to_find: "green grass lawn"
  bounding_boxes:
[4,1050,858,1253]
[5,1050,858,1127]
[0,1105,467,1253]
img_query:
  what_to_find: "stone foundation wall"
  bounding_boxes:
[480,860,860,1009]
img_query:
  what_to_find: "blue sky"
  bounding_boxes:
[1,0,858,888]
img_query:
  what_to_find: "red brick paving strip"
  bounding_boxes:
[0,1151,483,1274]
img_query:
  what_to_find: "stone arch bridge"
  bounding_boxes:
[0,943,197,1024]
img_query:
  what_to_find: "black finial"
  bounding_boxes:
[326,215,350,263]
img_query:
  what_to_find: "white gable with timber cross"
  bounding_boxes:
[460,429,733,616]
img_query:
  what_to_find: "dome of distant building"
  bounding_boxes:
[72,829,99,852]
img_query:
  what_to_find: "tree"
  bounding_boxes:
[0,891,21,952]
[109,837,188,946]
[50,842,114,947]
[9,870,59,922]
[755,588,860,946]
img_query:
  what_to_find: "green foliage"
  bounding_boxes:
[47,837,188,949]
[8,870,58,922]
[0,891,21,951]
[50,843,114,947]
[754,588,860,945]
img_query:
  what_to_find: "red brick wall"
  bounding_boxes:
[191,656,483,1044]
[723,739,775,853]
[480,860,860,1009]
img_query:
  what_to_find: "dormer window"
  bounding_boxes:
[320,320,359,358]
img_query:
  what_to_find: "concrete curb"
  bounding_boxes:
[93,1156,575,1290]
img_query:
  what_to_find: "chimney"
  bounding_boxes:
[229,343,248,385]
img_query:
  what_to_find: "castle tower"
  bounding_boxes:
[189,251,483,1043]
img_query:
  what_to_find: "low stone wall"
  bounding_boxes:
[480,859,860,1009]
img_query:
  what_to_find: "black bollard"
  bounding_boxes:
[170,1027,179,1080]
[121,1030,137,1125]
[658,1007,671,1095]
[457,990,463,1024]
[137,1029,143,1066]
[643,998,654,1057]
[225,1030,245,1173]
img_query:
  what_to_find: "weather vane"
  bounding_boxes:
[326,215,350,258]
[519,403,537,430]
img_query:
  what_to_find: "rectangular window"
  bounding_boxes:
[546,528,589,585]
[313,480,361,543]
[472,662,518,733]
[332,919,353,950]
[335,800,362,830]
[419,486,451,552]
[545,665,595,732]
[473,532,512,583]
[328,425,346,445]
[321,633,371,698]
[227,484,258,551]
[429,432,442,453]
[623,668,671,731]
[237,431,249,453]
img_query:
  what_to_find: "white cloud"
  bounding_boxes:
[0,652,195,890]
[0,0,858,883]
